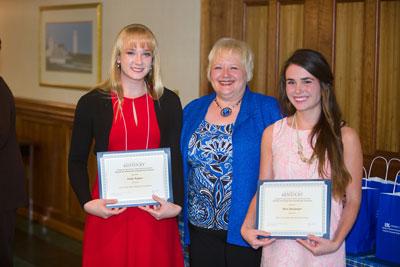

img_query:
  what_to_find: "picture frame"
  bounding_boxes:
[39,3,102,89]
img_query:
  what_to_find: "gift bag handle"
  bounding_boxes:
[367,156,388,180]
[362,166,368,187]
[363,166,367,179]
[387,158,400,181]
[393,170,400,194]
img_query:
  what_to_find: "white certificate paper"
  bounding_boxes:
[257,179,331,239]
[97,148,173,208]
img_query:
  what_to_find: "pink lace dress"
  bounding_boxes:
[261,118,345,267]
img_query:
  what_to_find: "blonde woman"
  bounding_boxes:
[68,24,184,267]
[181,38,281,267]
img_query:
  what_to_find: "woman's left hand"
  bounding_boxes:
[296,235,340,256]
[138,194,182,220]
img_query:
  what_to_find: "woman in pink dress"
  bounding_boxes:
[68,24,184,267]
[241,49,363,267]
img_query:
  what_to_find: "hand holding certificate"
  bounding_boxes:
[97,148,173,208]
[138,194,182,220]
[257,179,331,239]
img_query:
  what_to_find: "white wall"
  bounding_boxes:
[0,0,200,106]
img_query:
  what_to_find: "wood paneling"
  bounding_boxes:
[278,2,304,72]
[15,98,94,240]
[245,3,269,93]
[304,0,334,63]
[360,0,379,155]
[377,0,400,152]
[200,0,400,174]
[334,1,365,133]
[200,0,239,95]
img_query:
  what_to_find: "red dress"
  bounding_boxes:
[82,94,184,267]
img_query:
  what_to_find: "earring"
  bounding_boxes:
[116,61,121,69]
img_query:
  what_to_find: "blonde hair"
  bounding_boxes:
[207,37,254,82]
[97,24,163,100]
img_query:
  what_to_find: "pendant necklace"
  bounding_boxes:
[119,88,150,151]
[292,113,315,164]
[214,98,242,117]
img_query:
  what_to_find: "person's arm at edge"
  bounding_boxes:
[0,78,12,149]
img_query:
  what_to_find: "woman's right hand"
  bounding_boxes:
[138,194,182,220]
[241,224,275,249]
[83,199,127,219]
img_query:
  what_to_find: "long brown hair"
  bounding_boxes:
[279,49,351,199]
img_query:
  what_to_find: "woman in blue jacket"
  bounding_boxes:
[181,37,281,267]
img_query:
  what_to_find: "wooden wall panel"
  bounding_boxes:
[304,0,334,63]
[15,98,90,240]
[334,1,365,133]
[200,0,239,95]
[200,0,400,176]
[201,0,279,96]
[278,2,304,72]
[244,3,269,94]
[377,0,400,152]
[359,0,378,155]
[20,121,68,211]
[200,0,224,95]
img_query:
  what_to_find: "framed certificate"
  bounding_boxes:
[257,179,331,239]
[97,148,173,208]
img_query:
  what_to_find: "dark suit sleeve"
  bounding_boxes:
[68,95,94,207]
[0,77,27,210]
[0,78,12,149]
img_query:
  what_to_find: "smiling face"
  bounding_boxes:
[285,64,322,115]
[209,50,247,101]
[118,40,153,82]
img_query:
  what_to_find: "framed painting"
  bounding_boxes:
[39,3,102,89]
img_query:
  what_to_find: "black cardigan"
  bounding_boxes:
[68,88,183,207]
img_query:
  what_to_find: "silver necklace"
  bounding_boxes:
[214,98,242,117]
[119,91,150,151]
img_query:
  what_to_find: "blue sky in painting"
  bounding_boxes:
[46,22,92,54]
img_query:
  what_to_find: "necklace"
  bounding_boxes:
[292,114,315,164]
[118,91,150,151]
[214,98,242,117]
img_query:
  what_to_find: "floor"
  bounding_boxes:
[13,215,82,267]
[13,215,189,267]
[12,215,397,267]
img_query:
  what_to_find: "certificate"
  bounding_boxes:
[97,148,173,208]
[257,179,331,239]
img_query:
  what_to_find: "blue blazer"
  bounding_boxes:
[181,86,281,247]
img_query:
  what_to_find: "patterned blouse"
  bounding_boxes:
[187,120,233,230]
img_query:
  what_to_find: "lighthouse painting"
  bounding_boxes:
[39,3,101,89]
[45,21,92,73]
